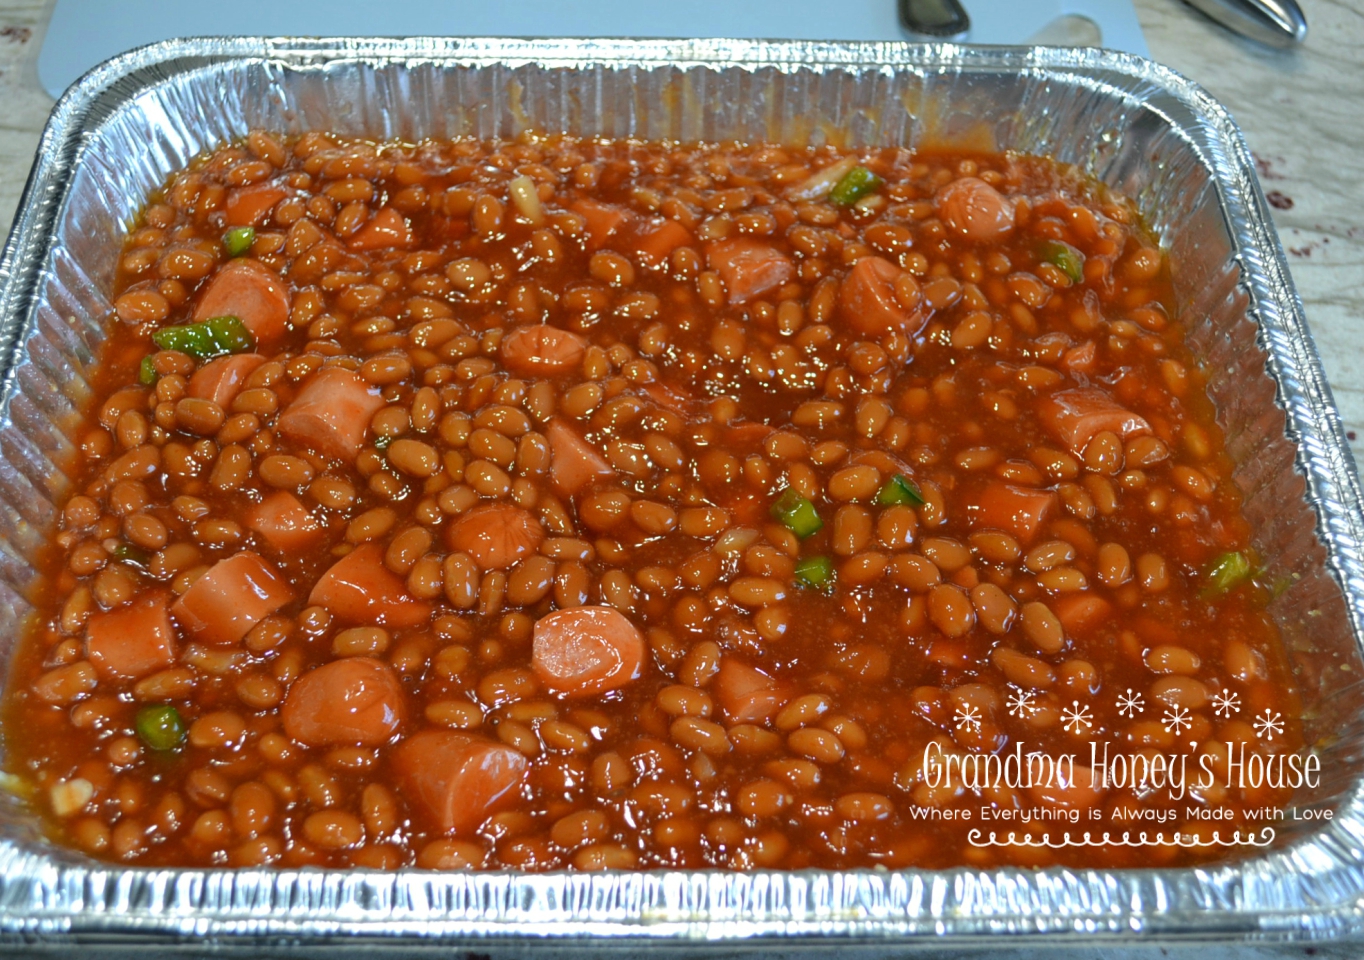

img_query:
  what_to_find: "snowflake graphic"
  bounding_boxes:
[1006,689,1038,719]
[1060,700,1093,734]
[1253,709,1284,742]
[1116,688,1146,718]
[953,703,982,733]
[1211,688,1242,718]
[1161,704,1192,735]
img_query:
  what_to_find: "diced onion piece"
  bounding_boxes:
[508,174,545,225]
[786,156,859,202]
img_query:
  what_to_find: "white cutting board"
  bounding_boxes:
[38,0,1147,99]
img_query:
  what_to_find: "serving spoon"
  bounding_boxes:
[1181,0,1307,47]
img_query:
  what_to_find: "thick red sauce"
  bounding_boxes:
[3,132,1303,870]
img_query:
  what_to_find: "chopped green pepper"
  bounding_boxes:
[151,322,216,358]
[770,488,823,539]
[828,166,883,207]
[203,315,254,354]
[1204,551,1252,595]
[876,473,925,507]
[151,315,254,360]
[138,355,158,386]
[135,704,186,752]
[1040,240,1085,284]
[794,555,835,592]
[222,226,255,257]
[111,542,150,566]
[373,434,394,451]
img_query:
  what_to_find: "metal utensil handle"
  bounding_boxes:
[1182,0,1307,47]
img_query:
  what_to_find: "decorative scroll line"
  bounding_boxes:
[965,827,1276,849]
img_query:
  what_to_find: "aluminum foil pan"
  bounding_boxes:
[0,36,1361,949]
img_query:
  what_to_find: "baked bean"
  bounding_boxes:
[186,768,233,808]
[34,662,97,704]
[679,641,722,688]
[387,438,441,477]
[188,711,246,750]
[235,673,283,709]
[1082,431,1124,474]
[553,561,590,608]
[1151,675,1209,710]
[550,809,609,850]
[229,782,276,839]
[1037,567,1087,592]
[346,506,396,543]
[1137,553,1169,592]
[425,698,482,729]
[1145,645,1201,675]
[333,627,390,657]
[831,505,873,557]
[928,584,975,637]
[969,531,1020,564]
[574,844,637,870]
[303,810,364,849]
[991,647,1054,688]
[123,513,168,551]
[670,717,730,755]
[728,577,786,608]
[1171,465,1215,501]
[591,751,631,796]
[599,569,637,613]
[840,552,887,586]
[158,247,216,280]
[827,465,881,501]
[678,507,729,539]
[729,725,782,756]
[1059,660,1100,696]
[920,537,969,572]
[1224,639,1268,682]
[1025,539,1076,572]
[134,668,195,700]
[1097,542,1132,586]
[655,684,712,718]
[258,454,314,488]
[538,720,591,754]
[297,764,342,809]
[1126,435,1169,467]
[970,583,1016,634]
[737,779,793,817]
[834,792,893,823]
[589,251,635,287]
[1020,602,1066,654]
[115,289,170,323]
[774,694,830,731]
[382,527,431,575]
[888,554,939,593]
[210,444,251,491]
[630,500,677,535]
[787,728,844,764]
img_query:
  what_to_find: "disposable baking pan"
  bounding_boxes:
[0,36,1361,951]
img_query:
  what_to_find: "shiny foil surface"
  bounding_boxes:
[0,37,1359,948]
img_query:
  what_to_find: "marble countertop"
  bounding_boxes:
[0,1,1362,955]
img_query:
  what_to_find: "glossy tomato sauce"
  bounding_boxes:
[3,132,1303,870]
